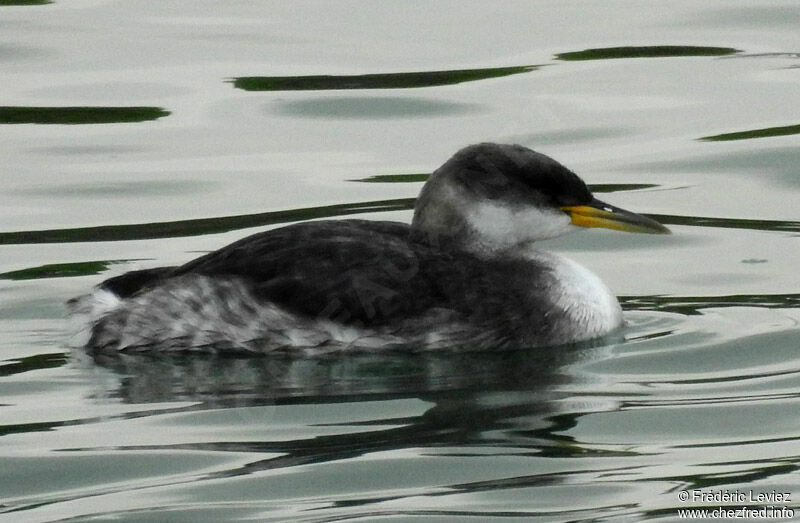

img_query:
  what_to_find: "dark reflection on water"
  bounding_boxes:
[270,97,483,120]
[90,342,596,403]
[0,0,51,4]
[0,352,66,377]
[349,173,658,195]
[0,260,134,280]
[5,303,799,519]
[101,345,580,402]
[0,106,169,125]
[621,293,800,315]
[349,173,429,183]
[652,213,800,233]
[0,177,661,246]
[84,341,612,474]
[2,203,795,246]
[233,66,538,91]
[0,198,416,244]
[699,124,800,141]
[9,338,613,518]
[555,45,739,61]
[590,183,660,193]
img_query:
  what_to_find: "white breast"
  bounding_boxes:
[530,250,624,341]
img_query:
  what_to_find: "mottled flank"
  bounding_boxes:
[67,272,533,354]
[71,275,395,354]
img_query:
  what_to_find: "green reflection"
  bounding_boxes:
[349,174,657,195]
[233,65,538,91]
[0,106,170,124]
[2,201,794,245]
[699,124,800,141]
[0,260,118,280]
[555,46,739,61]
[350,174,430,183]
[590,183,658,193]
[651,213,800,233]
[0,0,51,4]
[0,420,63,437]
[0,199,416,244]
[621,293,800,315]
[0,353,67,378]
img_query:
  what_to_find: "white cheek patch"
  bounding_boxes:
[465,200,573,250]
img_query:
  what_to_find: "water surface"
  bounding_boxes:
[1,1,799,521]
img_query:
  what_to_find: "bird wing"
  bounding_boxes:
[174,220,446,326]
[98,219,554,335]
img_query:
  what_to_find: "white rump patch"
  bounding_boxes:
[66,288,122,347]
[70,275,426,354]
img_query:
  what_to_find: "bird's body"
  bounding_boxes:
[69,143,667,354]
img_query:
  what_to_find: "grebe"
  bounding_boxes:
[69,143,668,354]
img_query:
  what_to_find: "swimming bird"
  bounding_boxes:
[69,143,668,354]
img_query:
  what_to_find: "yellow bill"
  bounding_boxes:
[561,198,670,234]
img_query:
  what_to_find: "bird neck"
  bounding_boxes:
[411,173,575,257]
[411,197,529,259]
